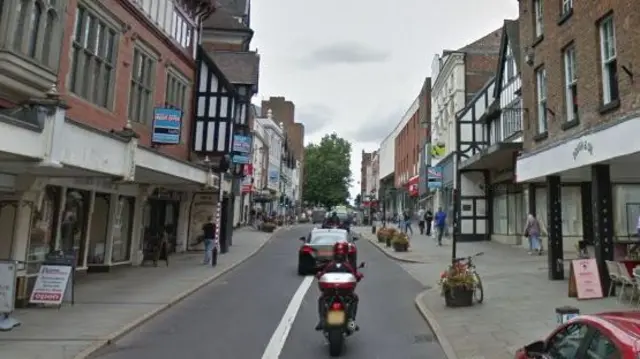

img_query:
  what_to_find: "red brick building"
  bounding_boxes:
[515,0,640,282]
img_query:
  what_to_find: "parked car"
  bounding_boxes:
[515,311,640,359]
[297,228,358,275]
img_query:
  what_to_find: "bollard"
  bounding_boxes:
[371,225,376,234]
[555,306,579,324]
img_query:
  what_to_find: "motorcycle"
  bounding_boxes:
[317,262,365,357]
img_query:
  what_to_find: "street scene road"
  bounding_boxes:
[89,225,446,359]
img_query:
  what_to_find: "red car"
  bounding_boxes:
[515,311,640,359]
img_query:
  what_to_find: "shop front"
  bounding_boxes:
[142,189,182,254]
[516,112,640,283]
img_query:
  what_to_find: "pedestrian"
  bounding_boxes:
[425,209,434,236]
[403,210,413,235]
[434,207,447,246]
[417,207,426,234]
[153,226,170,267]
[202,216,217,265]
[524,213,544,255]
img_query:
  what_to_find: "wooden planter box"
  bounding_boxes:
[444,286,474,307]
[377,235,386,243]
[262,226,275,233]
[393,242,409,252]
[385,237,392,247]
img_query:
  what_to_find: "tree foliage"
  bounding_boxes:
[302,133,352,209]
[354,194,362,208]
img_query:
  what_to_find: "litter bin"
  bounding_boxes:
[555,306,579,324]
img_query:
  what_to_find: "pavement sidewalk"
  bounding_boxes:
[353,226,633,359]
[0,228,276,359]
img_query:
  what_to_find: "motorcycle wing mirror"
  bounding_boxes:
[358,262,365,268]
[352,235,359,241]
[524,340,546,357]
[299,236,306,241]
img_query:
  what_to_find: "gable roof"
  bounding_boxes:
[208,51,260,88]
[202,6,252,32]
[493,19,521,98]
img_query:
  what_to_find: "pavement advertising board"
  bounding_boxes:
[29,265,72,305]
[0,261,16,313]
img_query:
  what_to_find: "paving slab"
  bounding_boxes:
[0,228,279,359]
[353,226,635,359]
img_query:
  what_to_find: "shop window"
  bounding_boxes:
[562,186,582,237]
[88,193,110,264]
[492,185,524,235]
[112,196,134,263]
[613,185,640,238]
[493,194,508,234]
[62,189,90,267]
[27,186,60,274]
[535,187,549,231]
[0,202,18,261]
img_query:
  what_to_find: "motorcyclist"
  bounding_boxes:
[323,211,341,228]
[315,241,363,331]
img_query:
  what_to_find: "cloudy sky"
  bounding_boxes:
[250,0,518,199]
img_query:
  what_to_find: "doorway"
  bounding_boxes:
[145,199,180,253]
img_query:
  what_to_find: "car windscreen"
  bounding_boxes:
[310,235,346,245]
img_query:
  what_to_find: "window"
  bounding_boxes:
[505,46,515,81]
[128,47,156,124]
[165,70,189,111]
[171,9,192,49]
[563,46,578,122]
[585,330,620,359]
[533,0,543,38]
[11,0,61,68]
[547,323,589,359]
[69,4,118,108]
[599,15,619,105]
[561,0,572,15]
[536,67,548,133]
[503,101,522,138]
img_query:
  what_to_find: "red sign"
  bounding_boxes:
[362,200,378,208]
[407,176,419,197]
[241,184,253,193]
[244,164,253,176]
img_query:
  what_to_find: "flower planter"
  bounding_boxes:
[377,235,386,243]
[385,237,392,247]
[393,242,409,252]
[444,286,474,307]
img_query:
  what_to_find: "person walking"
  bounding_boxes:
[403,210,414,235]
[425,209,434,236]
[524,213,545,255]
[417,208,426,234]
[434,207,447,246]
[202,216,217,265]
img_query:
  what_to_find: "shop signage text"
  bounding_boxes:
[29,265,73,305]
[572,139,593,160]
[151,107,183,145]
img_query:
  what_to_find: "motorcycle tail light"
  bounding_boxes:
[348,245,356,253]
[301,245,313,254]
[331,302,343,310]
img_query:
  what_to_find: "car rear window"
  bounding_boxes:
[310,235,346,245]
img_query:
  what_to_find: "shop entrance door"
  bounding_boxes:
[147,200,179,252]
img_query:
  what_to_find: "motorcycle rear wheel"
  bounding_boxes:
[327,328,344,357]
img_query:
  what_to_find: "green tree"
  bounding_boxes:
[302,133,352,209]
[354,194,362,208]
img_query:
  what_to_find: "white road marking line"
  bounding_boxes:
[261,275,314,359]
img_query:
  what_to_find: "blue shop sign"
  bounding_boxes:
[232,135,252,153]
[151,107,182,145]
[232,154,250,164]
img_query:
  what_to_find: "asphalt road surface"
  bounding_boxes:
[90,225,446,359]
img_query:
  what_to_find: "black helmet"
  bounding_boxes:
[332,211,337,217]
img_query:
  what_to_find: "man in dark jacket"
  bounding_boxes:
[425,209,434,236]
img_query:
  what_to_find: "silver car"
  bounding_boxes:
[297,228,358,275]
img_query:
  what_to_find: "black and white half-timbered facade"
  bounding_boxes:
[455,79,495,242]
[457,20,526,246]
[193,46,239,156]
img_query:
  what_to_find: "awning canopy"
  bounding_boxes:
[460,142,522,171]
